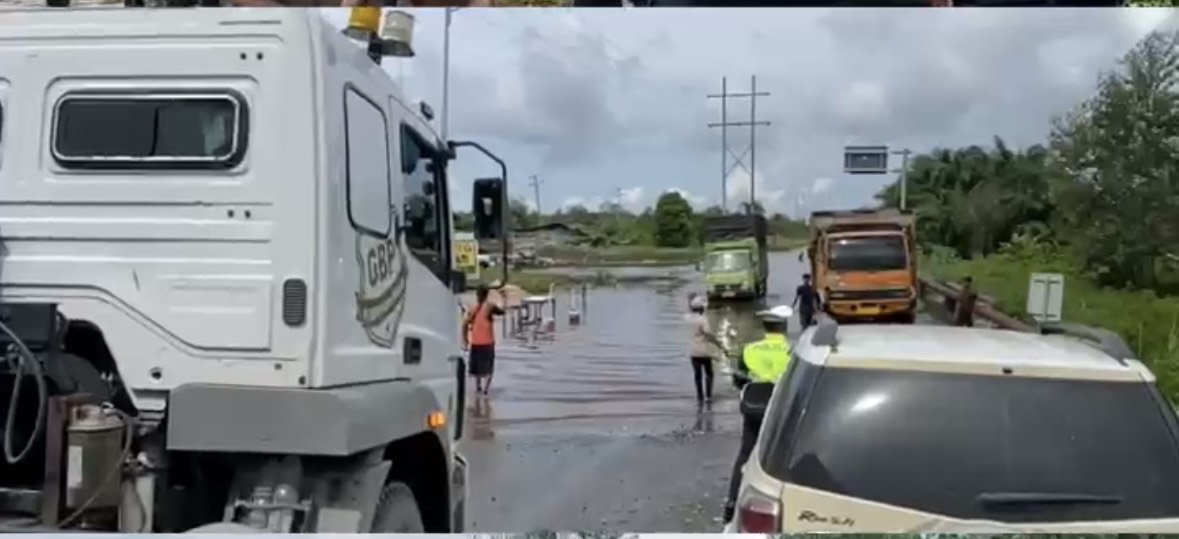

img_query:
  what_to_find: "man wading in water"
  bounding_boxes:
[792,273,822,330]
[465,285,504,396]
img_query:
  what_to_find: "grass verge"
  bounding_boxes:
[924,250,1179,401]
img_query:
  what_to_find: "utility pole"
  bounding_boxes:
[892,148,912,211]
[528,174,543,216]
[441,7,460,141]
[708,75,770,214]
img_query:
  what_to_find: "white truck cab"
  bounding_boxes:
[0,6,508,532]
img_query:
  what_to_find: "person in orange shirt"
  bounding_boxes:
[464,285,505,396]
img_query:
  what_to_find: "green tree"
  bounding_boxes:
[453,211,474,231]
[875,141,1053,258]
[563,204,590,216]
[653,190,695,248]
[509,197,538,230]
[1049,29,1179,289]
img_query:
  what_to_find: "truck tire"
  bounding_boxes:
[370,482,425,533]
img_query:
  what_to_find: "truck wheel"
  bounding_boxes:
[370,482,425,533]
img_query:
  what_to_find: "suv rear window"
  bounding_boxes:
[761,367,1179,522]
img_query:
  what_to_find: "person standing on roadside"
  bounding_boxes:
[465,285,504,396]
[954,276,978,327]
[686,293,726,407]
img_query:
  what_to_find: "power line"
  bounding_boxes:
[707,75,770,213]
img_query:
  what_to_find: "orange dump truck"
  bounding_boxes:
[807,208,918,323]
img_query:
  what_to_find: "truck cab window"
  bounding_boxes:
[53,93,246,169]
[344,89,392,236]
[827,235,908,272]
[401,125,449,281]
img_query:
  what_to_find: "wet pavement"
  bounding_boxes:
[463,250,936,532]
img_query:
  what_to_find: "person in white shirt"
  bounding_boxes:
[685,293,726,406]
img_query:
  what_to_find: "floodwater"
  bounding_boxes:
[461,249,936,531]
[475,250,810,436]
[462,251,808,531]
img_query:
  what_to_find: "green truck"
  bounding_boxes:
[702,214,769,301]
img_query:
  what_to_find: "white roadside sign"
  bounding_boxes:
[1026,272,1065,323]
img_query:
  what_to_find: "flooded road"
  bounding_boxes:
[463,250,935,532]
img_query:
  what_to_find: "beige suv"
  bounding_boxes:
[727,323,1179,533]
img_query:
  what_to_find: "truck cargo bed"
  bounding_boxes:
[702,214,768,245]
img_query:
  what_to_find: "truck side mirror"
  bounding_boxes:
[472,177,505,241]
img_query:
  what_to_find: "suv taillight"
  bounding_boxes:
[736,487,780,533]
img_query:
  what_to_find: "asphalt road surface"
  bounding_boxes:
[462,251,938,532]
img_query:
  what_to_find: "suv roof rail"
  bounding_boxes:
[1038,322,1133,366]
[810,322,839,348]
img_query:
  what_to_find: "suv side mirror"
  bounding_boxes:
[739,382,774,417]
[472,177,505,241]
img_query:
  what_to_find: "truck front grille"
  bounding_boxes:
[828,288,910,301]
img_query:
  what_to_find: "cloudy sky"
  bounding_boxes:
[323,7,1175,218]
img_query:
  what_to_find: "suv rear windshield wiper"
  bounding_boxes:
[977,492,1123,507]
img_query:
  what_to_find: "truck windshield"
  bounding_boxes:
[827,235,907,272]
[760,367,1179,522]
[705,251,751,272]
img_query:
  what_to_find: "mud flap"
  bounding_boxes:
[451,453,467,532]
[311,459,391,532]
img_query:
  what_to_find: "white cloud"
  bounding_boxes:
[725,166,785,212]
[618,186,645,213]
[1124,7,1173,36]
[560,196,585,210]
[666,187,708,209]
[810,177,834,194]
[831,80,890,131]
[321,8,1174,213]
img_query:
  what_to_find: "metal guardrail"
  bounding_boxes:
[917,275,1033,331]
[916,275,1138,362]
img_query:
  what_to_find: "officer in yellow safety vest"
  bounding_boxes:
[723,308,792,523]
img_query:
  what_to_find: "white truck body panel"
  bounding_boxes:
[0,9,460,426]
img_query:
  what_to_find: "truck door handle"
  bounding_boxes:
[404,337,422,365]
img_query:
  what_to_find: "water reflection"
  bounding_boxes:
[707,303,768,374]
[470,395,495,440]
[692,406,715,434]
